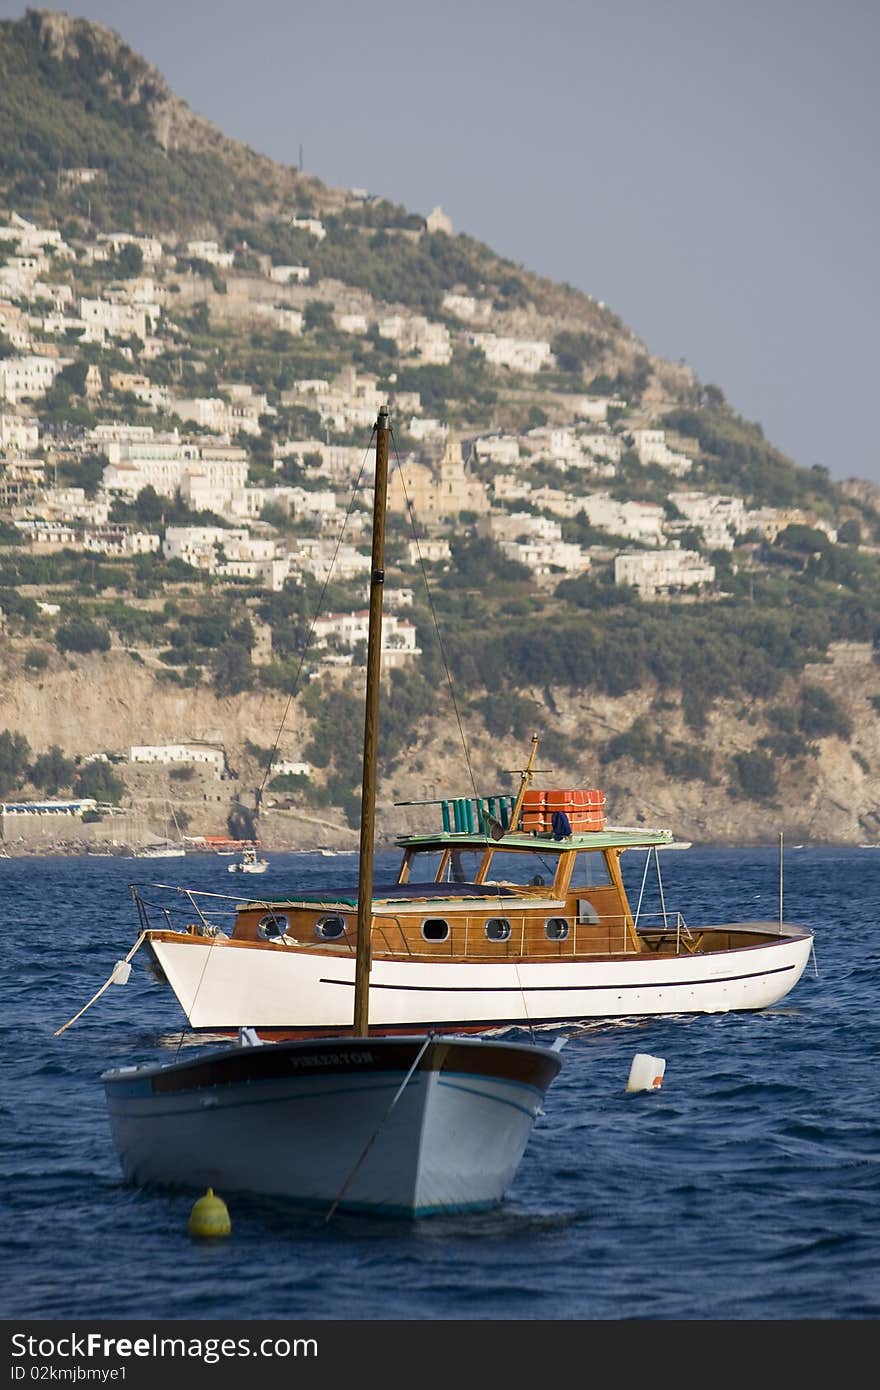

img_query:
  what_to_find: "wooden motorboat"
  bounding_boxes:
[133,733,814,1037]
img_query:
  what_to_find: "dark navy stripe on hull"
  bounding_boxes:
[319,961,798,993]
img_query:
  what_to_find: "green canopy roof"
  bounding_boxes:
[395,827,674,851]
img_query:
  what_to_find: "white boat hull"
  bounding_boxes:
[103,1035,562,1216]
[149,926,814,1034]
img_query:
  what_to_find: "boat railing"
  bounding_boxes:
[130,883,258,937]
[371,917,408,956]
[633,910,697,952]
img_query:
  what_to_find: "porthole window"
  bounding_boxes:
[422,918,450,942]
[257,913,289,941]
[315,914,346,940]
[545,918,569,941]
[485,917,512,942]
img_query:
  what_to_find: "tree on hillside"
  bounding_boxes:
[0,729,31,796]
[798,685,853,741]
[116,242,143,276]
[445,536,531,587]
[74,762,125,805]
[55,617,111,655]
[729,750,778,802]
[213,641,253,696]
[30,745,76,795]
[551,330,601,373]
[133,485,164,529]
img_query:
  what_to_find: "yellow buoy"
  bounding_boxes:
[188,1188,231,1238]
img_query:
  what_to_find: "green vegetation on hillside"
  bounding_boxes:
[445,583,878,710]
[663,404,837,512]
[0,13,283,229]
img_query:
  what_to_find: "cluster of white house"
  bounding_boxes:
[4,408,840,606]
[0,210,843,618]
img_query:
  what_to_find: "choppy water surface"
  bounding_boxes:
[2,846,878,1320]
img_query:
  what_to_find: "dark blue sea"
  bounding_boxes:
[2,845,878,1323]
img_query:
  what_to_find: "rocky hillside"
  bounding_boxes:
[2,634,878,849]
[1,10,878,850]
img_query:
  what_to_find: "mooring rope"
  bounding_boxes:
[324,1032,434,1222]
[54,932,147,1036]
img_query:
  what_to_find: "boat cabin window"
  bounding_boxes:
[545,918,569,941]
[569,851,612,888]
[257,913,289,941]
[481,849,557,888]
[485,918,512,941]
[447,849,483,884]
[397,849,448,884]
[421,918,450,942]
[314,914,346,940]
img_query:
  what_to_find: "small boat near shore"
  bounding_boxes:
[227,844,269,874]
[131,840,186,860]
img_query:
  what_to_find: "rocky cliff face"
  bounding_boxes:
[2,638,878,848]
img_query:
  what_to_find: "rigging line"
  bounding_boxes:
[324,1032,434,1223]
[171,885,229,1061]
[389,425,480,804]
[165,883,295,1061]
[255,428,377,804]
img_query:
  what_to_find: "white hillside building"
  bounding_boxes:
[630,429,693,476]
[473,434,521,466]
[498,539,590,576]
[185,240,234,268]
[0,355,69,403]
[667,491,748,551]
[129,744,224,771]
[102,440,249,501]
[614,549,715,597]
[469,333,553,374]
[311,610,421,667]
[0,410,39,452]
[580,492,666,543]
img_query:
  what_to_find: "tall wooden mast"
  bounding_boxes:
[353,407,390,1036]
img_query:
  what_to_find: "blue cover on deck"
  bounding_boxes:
[374,881,519,900]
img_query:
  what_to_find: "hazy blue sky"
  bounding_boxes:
[2,0,877,483]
